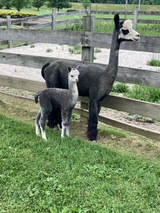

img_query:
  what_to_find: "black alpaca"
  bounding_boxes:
[41,14,140,141]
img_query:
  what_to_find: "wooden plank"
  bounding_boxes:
[73,108,160,141]
[116,66,160,88]
[78,95,160,121]
[1,74,159,121]
[96,18,160,24]
[0,75,45,92]
[0,29,82,46]
[0,52,159,88]
[103,95,160,121]
[0,29,159,52]
[91,10,160,15]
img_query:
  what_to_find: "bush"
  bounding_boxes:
[147,59,160,67]
[0,11,37,18]
[126,85,160,103]
[112,82,129,93]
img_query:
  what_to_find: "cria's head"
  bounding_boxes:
[68,66,80,83]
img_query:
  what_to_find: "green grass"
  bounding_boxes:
[0,113,160,212]
[126,85,160,104]
[71,3,160,12]
[147,59,160,67]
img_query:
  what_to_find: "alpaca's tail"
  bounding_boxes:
[35,91,42,104]
[41,62,51,79]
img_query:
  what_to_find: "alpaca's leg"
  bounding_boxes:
[87,99,98,141]
[61,123,65,138]
[39,108,50,141]
[35,110,41,136]
[65,110,72,137]
[61,110,71,138]
[47,107,62,129]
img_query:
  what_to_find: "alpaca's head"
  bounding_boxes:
[68,66,80,83]
[114,14,140,42]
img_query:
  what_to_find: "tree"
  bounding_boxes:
[81,0,91,9]
[47,0,72,11]
[11,0,31,11]
[32,0,45,11]
[1,0,12,9]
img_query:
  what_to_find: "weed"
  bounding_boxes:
[68,46,81,54]
[112,82,129,93]
[30,44,35,48]
[46,48,53,53]
[126,85,160,103]
[147,59,160,67]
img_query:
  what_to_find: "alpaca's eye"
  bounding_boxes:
[71,75,73,77]
[122,29,129,35]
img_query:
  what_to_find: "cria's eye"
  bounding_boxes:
[71,75,74,77]
[122,29,129,35]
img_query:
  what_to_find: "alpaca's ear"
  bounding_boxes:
[68,67,71,72]
[114,13,120,31]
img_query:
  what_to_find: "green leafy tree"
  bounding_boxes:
[81,0,91,9]
[47,0,72,11]
[11,0,31,11]
[1,0,12,9]
[32,0,45,11]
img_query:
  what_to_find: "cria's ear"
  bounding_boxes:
[114,13,120,31]
[68,67,71,72]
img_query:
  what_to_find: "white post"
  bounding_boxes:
[51,9,56,31]
[133,7,139,30]
[6,15,12,48]
[125,0,128,19]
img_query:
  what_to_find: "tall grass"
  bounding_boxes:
[0,114,160,212]
[126,85,160,103]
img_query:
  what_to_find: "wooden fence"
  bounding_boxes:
[0,10,160,140]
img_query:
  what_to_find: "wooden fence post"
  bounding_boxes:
[51,9,56,31]
[80,6,95,122]
[133,7,139,30]
[6,15,12,48]
[81,6,95,62]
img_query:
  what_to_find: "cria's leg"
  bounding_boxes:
[61,110,71,138]
[61,123,65,138]
[35,110,41,136]
[66,110,72,137]
[39,108,50,141]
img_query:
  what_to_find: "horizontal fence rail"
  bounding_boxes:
[0,29,159,52]
[0,74,159,141]
[0,53,159,88]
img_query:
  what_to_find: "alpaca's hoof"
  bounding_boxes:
[92,140,97,143]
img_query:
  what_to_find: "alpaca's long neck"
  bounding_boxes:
[69,81,78,105]
[106,29,121,79]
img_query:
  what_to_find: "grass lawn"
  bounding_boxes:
[0,93,160,213]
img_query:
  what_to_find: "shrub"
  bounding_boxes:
[147,59,160,67]
[112,82,129,93]
[126,85,160,103]
[68,46,81,54]
[0,11,37,18]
